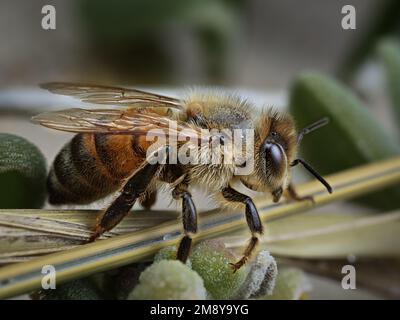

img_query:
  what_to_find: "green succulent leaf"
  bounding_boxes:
[0,134,47,209]
[377,38,400,130]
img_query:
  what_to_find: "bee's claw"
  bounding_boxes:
[88,234,99,243]
[88,226,105,243]
[229,263,239,273]
[229,257,248,273]
[297,195,315,205]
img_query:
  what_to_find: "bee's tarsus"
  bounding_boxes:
[177,235,192,263]
[222,187,262,272]
[174,186,198,263]
[229,258,248,273]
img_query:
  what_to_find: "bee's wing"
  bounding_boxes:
[31,108,208,142]
[40,82,184,110]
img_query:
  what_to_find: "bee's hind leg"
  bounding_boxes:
[172,182,198,263]
[89,149,167,242]
[222,186,263,272]
[286,183,315,204]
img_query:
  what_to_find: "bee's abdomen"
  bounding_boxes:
[48,133,146,205]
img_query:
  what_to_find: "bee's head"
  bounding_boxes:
[252,110,297,197]
[248,110,332,202]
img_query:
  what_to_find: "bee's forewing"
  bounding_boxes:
[40,82,184,110]
[31,108,209,142]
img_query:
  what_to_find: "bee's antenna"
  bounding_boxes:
[297,117,329,145]
[291,158,333,193]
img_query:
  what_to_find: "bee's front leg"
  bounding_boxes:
[222,186,263,272]
[286,183,315,204]
[172,181,198,263]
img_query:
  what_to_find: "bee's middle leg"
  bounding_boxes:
[222,186,263,272]
[172,183,198,263]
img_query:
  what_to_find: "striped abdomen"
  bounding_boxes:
[47,133,149,205]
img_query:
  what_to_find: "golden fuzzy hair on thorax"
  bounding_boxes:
[182,89,256,125]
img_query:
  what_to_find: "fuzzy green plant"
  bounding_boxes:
[126,242,278,300]
[377,38,400,129]
[190,240,246,300]
[28,238,281,300]
[0,133,47,209]
[234,250,277,299]
[128,260,206,300]
[262,268,311,300]
[289,72,400,210]
[35,278,104,300]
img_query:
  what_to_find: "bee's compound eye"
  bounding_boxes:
[264,142,283,172]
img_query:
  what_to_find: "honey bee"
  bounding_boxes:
[32,83,332,271]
